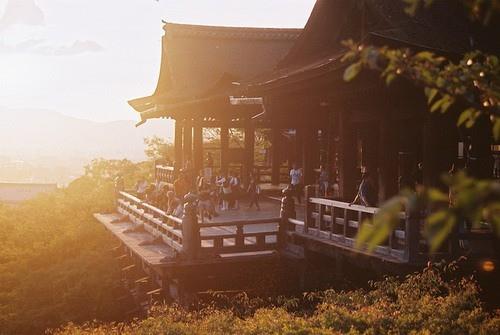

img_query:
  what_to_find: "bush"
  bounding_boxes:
[52,267,500,335]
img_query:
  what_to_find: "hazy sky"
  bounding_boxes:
[0,0,315,122]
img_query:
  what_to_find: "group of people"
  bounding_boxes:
[131,154,262,223]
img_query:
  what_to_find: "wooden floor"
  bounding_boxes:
[207,198,280,223]
[95,213,176,266]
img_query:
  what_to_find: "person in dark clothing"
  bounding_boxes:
[247,178,261,210]
[412,162,424,187]
[350,172,376,207]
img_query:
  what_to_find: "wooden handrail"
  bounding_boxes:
[199,217,281,228]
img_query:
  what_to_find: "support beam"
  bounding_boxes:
[174,120,183,170]
[244,122,255,187]
[183,120,193,166]
[220,125,229,175]
[193,122,203,174]
[271,127,281,185]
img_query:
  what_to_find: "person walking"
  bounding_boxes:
[289,163,303,203]
[247,177,261,210]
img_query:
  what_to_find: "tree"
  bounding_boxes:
[144,136,174,162]
[342,0,500,251]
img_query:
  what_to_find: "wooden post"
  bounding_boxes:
[302,128,316,185]
[304,185,314,233]
[280,187,296,247]
[338,111,357,201]
[181,194,200,260]
[183,120,193,165]
[220,124,229,175]
[378,118,399,203]
[295,127,303,167]
[193,122,203,174]
[244,122,255,187]
[422,114,457,188]
[271,126,281,185]
[405,208,421,263]
[174,119,183,170]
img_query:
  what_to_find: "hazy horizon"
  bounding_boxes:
[0,0,315,183]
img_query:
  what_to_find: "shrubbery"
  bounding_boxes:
[52,265,500,335]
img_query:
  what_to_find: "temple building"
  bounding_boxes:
[129,0,499,204]
[129,23,301,186]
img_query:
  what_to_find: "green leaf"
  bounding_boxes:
[425,88,439,105]
[457,108,475,127]
[440,96,454,113]
[493,118,500,141]
[416,51,435,61]
[343,62,362,82]
[428,188,448,203]
[430,96,446,113]
[385,73,396,85]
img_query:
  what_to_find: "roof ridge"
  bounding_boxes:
[163,22,302,40]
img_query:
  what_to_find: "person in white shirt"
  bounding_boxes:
[289,163,303,203]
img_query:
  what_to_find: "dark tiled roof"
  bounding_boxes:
[129,23,301,118]
[250,0,499,90]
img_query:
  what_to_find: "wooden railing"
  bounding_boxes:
[117,191,183,252]
[116,191,281,259]
[198,218,280,255]
[155,165,176,185]
[287,186,496,264]
[285,185,421,263]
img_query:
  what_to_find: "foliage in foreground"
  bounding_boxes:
[53,265,500,335]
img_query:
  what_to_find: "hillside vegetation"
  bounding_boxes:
[0,159,151,334]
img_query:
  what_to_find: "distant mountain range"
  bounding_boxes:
[0,107,173,161]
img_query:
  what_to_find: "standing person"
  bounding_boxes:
[230,172,241,210]
[350,172,376,207]
[412,162,424,188]
[166,191,183,217]
[197,180,212,223]
[247,177,261,210]
[173,171,190,200]
[318,165,329,197]
[205,152,214,181]
[221,177,232,211]
[214,170,226,209]
[289,163,303,203]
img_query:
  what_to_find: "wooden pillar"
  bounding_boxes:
[193,122,203,174]
[338,111,357,201]
[423,115,456,188]
[378,118,399,203]
[244,122,255,186]
[295,127,303,167]
[271,126,281,185]
[220,124,229,175]
[302,127,316,185]
[183,120,193,166]
[174,119,183,170]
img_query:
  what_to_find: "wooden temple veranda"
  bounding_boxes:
[95,0,499,309]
